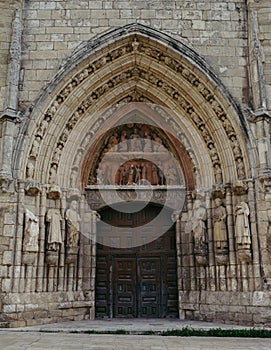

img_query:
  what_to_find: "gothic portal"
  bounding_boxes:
[1,4,271,328]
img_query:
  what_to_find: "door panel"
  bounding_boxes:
[113,258,136,318]
[138,257,161,317]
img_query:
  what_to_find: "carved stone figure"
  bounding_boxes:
[141,162,147,180]
[46,209,63,251]
[191,199,207,249]
[213,198,228,250]
[153,134,163,152]
[23,209,39,252]
[231,136,242,159]
[152,164,159,185]
[70,168,77,188]
[135,163,141,183]
[236,158,245,179]
[49,164,58,184]
[37,116,50,138]
[143,134,153,152]
[235,201,251,249]
[127,164,135,185]
[26,161,35,179]
[107,133,119,151]
[199,125,212,144]
[30,135,41,158]
[209,143,219,164]
[130,128,142,152]
[214,164,223,184]
[65,201,81,248]
[52,144,63,164]
[118,130,128,152]
[120,165,127,185]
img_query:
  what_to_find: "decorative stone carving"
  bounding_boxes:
[49,164,58,184]
[233,180,248,195]
[52,144,63,164]
[26,161,35,179]
[47,184,61,199]
[214,164,223,185]
[191,199,208,264]
[37,116,51,138]
[24,181,42,196]
[23,209,39,253]
[29,135,41,158]
[236,158,245,179]
[46,209,63,252]
[65,201,81,248]
[235,202,251,248]
[213,198,228,262]
[234,202,252,261]
[0,176,12,193]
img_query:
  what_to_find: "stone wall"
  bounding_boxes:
[19,0,249,110]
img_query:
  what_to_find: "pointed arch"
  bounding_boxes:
[14,23,254,192]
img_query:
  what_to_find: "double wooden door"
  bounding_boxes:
[95,204,178,318]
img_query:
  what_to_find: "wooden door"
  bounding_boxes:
[113,258,136,317]
[95,204,178,318]
[137,257,161,317]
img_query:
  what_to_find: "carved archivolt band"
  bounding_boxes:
[26,36,246,187]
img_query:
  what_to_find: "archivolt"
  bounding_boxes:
[14,24,252,192]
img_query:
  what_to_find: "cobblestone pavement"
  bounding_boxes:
[0,331,271,350]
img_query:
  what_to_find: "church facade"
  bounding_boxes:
[0,0,271,327]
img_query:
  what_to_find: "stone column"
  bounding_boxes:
[37,186,46,292]
[225,184,237,291]
[206,192,215,291]
[247,180,262,290]
[186,193,196,291]
[13,180,24,292]
[0,8,22,191]
[171,210,184,319]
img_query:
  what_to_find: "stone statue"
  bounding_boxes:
[236,158,245,179]
[52,144,63,164]
[23,209,39,252]
[234,201,251,249]
[46,209,63,251]
[30,135,41,158]
[191,199,207,249]
[49,164,58,184]
[214,164,223,184]
[37,116,50,138]
[152,164,159,185]
[26,161,35,179]
[130,128,142,152]
[70,168,78,188]
[65,201,81,248]
[213,198,228,250]
[107,133,118,151]
[118,165,127,185]
[127,164,135,185]
[231,136,242,159]
[153,134,163,152]
[118,130,128,152]
[143,134,153,152]
[209,143,219,163]
[135,163,141,183]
